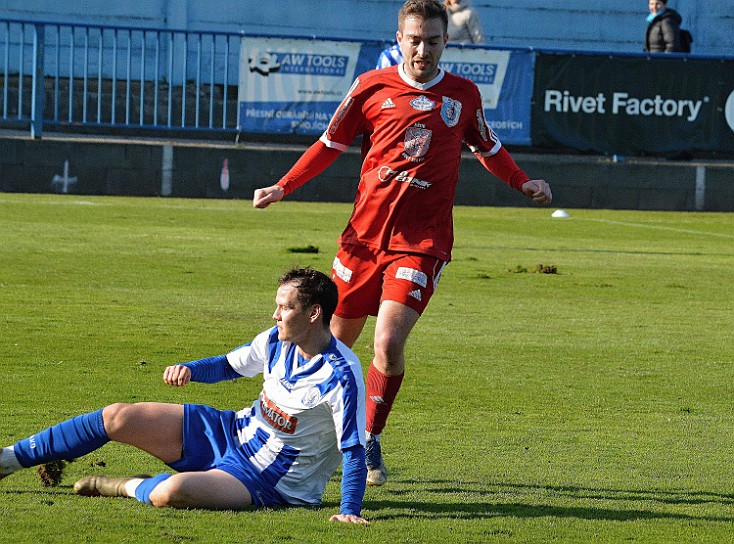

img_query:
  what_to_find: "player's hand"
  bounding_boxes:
[329,514,369,524]
[521,179,552,206]
[163,364,192,387]
[253,185,285,209]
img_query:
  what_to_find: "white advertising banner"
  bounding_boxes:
[238,37,533,144]
[439,47,511,111]
[239,37,363,134]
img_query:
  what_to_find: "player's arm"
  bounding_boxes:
[253,141,342,209]
[476,147,553,206]
[329,444,368,524]
[163,354,241,387]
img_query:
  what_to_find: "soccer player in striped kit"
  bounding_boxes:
[253,0,552,486]
[0,268,368,524]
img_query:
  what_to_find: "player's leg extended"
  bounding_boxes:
[1,402,183,481]
[1,408,112,480]
[146,469,252,510]
[75,469,252,510]
[102,402,184,463]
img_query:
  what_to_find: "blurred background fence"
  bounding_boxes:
[0,11,732,211]
[1,19,241,137]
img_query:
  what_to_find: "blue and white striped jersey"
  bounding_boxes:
[376,43,403,69]
[226,327,366,505]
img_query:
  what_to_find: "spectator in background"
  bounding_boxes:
[443,0,484,44]
[645,0,683,52]
[376,42,403,69]
[646,0,693,159]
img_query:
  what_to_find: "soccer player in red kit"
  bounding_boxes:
[254,0,552,486]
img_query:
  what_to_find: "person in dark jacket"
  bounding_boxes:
[645,0,683,52]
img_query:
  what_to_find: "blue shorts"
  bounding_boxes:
[167,404,287,508]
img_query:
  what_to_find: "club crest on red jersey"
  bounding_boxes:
[441,97,462,127]
[403,124,432,161]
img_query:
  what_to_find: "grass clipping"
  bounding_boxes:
[37,461,67,487]
[508,264,558,274]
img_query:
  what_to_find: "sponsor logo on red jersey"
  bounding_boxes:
[409,95,436,111]
[378,166,432,189]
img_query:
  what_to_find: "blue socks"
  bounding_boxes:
[13,408,110,468]
[134,474,172,504]
[10,408,174,507]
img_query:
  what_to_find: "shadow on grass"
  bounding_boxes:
[6,478,734,523]
[3,486,74,496]
[355,479,734,522]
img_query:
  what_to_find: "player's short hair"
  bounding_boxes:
[398,0,448,34]
[279,267,338,326]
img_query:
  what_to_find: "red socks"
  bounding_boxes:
[366,363,404,435]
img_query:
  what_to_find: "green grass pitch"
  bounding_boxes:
[1,193,733,543]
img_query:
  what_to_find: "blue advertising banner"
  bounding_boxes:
[239,38,533,145]
[440,46,533,145]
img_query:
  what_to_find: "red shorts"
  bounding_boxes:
[331,244,447,318]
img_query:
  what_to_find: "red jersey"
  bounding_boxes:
[320,64,514,261]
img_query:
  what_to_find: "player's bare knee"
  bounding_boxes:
[147,484,173,507]
[373,330,405,362]
[148,480,179,508]
[101,403,135,436]
[148,478,192,508]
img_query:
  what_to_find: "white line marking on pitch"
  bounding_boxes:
[582,218,734,239]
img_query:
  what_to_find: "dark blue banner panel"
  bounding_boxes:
[532,52,734,155]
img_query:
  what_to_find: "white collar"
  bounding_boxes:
[398,63,445,90]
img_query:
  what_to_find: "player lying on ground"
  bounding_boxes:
[0,267,368,524]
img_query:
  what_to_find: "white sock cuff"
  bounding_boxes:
[123,477,145,498]
[1,446,23,474]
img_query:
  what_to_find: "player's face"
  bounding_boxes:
[273,283,315,344]
[397,15,448,83]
